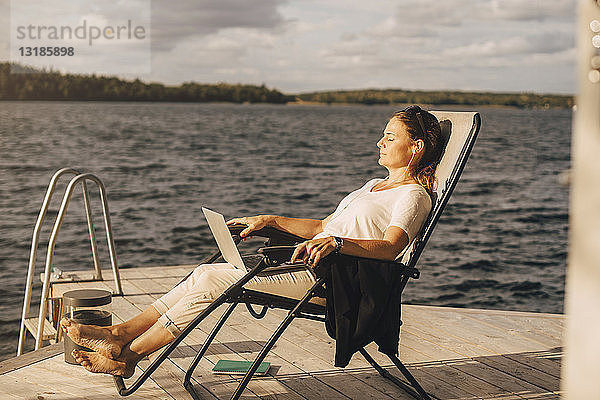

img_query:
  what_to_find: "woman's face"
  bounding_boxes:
[377,118,415,169]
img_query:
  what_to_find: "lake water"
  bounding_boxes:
[0,102,571,361]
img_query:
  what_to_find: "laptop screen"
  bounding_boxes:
[202,207,245,270]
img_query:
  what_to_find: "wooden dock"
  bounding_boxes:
[0,265,563,399]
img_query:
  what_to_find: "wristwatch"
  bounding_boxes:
[332,236,344,254]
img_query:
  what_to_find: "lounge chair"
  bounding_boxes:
[112,110,482,400]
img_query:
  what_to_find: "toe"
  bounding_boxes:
[72,350,85,361]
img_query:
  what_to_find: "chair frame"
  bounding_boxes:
[113,112,481,400]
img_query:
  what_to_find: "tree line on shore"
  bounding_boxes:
[297,89,573,109]
[0,63,291,103]
[1,63,573,108]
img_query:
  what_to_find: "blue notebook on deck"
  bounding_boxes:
[211,359,271,375]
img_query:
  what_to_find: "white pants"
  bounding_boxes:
[151,263,317,337]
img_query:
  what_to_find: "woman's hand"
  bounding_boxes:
[291,236,337,267]
[226,215,273,238]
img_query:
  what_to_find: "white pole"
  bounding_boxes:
[562,0,600,398]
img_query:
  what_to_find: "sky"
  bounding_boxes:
[0,0,577,94]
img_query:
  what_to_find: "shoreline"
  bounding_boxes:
[0,98,572,110]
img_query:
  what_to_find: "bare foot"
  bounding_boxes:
[72,350,135,378]
[61,318,123,359]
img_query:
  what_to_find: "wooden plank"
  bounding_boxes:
[402,306,549,356]
[307,369,397,400]
[457,310,564,346]
[418,362,521,399]
[76,278,118,294]
[51,281,83,299]
[404,304,564,352]
[474,354,560,393]
[343,367,417,400]
[0,354,170,400]
[135,265,194,280]
[448,358,555,398]
[139,355,207,400]
[405,365,478,400]
[118,267,154,280]
[503,351,562,379]
[0,369,103,400]
[131,278,169,297]
[275,373,349,400]
[400,322,488,359]
[22,362,123,399]
[404,304,564,320]
[23,317,57,340]
[64,265,195,280]
[0,342,64,375]
[110,295,144,322]
[397,329,468,361]
[117,278,159,305]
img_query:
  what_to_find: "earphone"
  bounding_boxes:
[406,149,416,173]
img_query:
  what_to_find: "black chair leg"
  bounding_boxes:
[184,302,239,399]
[228,277,327,400]
[359,348,431,400]
[388,353,431,399]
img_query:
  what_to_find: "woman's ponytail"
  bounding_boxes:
[414,162,438,195]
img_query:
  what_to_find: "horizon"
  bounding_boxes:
[0,1,576,95]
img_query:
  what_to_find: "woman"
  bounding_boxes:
[61,105,444,377]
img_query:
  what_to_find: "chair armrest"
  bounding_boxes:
[229,225,420,279]
[255,246,314,276]
[257,245,420,279]
[257,245,296,266]
[228,224,306,246]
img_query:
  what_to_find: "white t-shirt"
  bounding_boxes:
[313,179,432,255]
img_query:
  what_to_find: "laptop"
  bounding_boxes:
[202,207,263,270]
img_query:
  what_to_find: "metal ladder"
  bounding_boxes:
[17,168,123,356]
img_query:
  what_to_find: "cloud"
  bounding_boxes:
[150,27,279,84]
[484,0,575,22]
[366,0,576,39]
[150,0,288,51]
[448,32,574,58]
